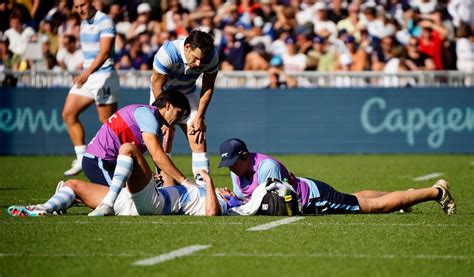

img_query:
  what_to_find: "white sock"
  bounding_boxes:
[74,145,86,164]
[192,152,209,176]
[102,155,133,207]
[41,186,75,213]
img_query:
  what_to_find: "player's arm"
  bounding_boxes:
[143,132,192,186]
[199,170,221,216]
[74,36,114,87]
[150,70,168,100]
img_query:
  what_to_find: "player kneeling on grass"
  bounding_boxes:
[218,138,456,215]
[60,89,198,216]
[7,165,226,217]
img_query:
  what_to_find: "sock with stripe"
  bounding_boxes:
[101,155,133,207]
[41,186,75,213]
[192,152,210,177]
[74,145,86,164]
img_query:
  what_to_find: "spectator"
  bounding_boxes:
[372,35,397,71]
[312,2,337,39]
[341,35,368,71]
[337,3,364,41]
[417,20,444,69]
[220,25,251,71]
[38,19,59,55]
[266,55,297,89]
[126,2,152,40]
[405,36,436,70]
[4,10,36,57]
[328,0,348,24]
[455,23,474,73]
[162,0,189,37]
[282,36,307,73]
[56,34,83,72]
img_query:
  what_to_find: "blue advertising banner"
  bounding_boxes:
[0,87,473,155]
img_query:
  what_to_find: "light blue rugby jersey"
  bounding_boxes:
[80,10,116,73]
[152,38,219,95]
[157,184,227,216]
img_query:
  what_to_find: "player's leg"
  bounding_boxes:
[89,143,153,216]
[356,180,455,214]
[353,190,390,198]
[96,103,117,124]
[183,92,210,178]
[157,126,177,186]
[62,92,94,176]
[181,122,209,178]
[8,179,108,217]
[356,188,438,213]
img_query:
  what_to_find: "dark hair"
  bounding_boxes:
[152,89,191,120]
[184,30,214,57]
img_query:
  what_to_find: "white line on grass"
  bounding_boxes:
[202,252,473,261]
[412,173,444,181]
[247,217,305,231]
[2,252,471,261]
[132,245,211,266]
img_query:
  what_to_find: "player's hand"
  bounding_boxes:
[181,178,197,186]
[224,195,243,208]
[188,118,206,144]
[73,71,90,88]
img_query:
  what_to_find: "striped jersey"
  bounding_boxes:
[80,10,116,73]
[152,38,219,95]
[155,184,227,216]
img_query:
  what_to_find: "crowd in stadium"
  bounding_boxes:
[0,0,473,76]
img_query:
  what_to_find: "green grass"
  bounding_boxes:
[1,155,473,276]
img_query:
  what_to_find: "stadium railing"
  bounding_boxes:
[1,70,473,88]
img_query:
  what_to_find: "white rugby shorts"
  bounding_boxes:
[114,178,164,215]
[70,71,119,105]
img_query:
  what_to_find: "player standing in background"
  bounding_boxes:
[150,30,219,184]
[62,0,119,176]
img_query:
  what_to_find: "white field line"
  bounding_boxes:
[132,245,211,266]
[247,217,305,231]
[412,173,444,181]
[2,221,471,228]
[203,252,473,261]
[1,252,471,261]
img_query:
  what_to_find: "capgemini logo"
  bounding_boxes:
[360,97,474,149]
[0,108,66,133]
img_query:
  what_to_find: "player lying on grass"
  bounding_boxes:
[7,145,226,217]
[74,89,198,216]
[218,138,456,215]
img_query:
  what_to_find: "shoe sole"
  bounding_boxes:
[8,206,46,217]
[433,180,456,214]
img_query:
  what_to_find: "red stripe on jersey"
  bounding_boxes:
[107,113,141,146]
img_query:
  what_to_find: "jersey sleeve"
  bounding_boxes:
[231,173,244,200]
[99,16,116,38]
[257,159,283,184]
[134,107,159,135]
[153,43,173,75]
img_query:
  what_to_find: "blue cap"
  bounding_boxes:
[312,35,325,44]
[218,138,249,168]
[270,55,283,66]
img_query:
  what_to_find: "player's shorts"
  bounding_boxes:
[303,179,360,215]
[69,71,119,105]
[82,153,116,186]
[114,178,165,216]
[150,90,198,125]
